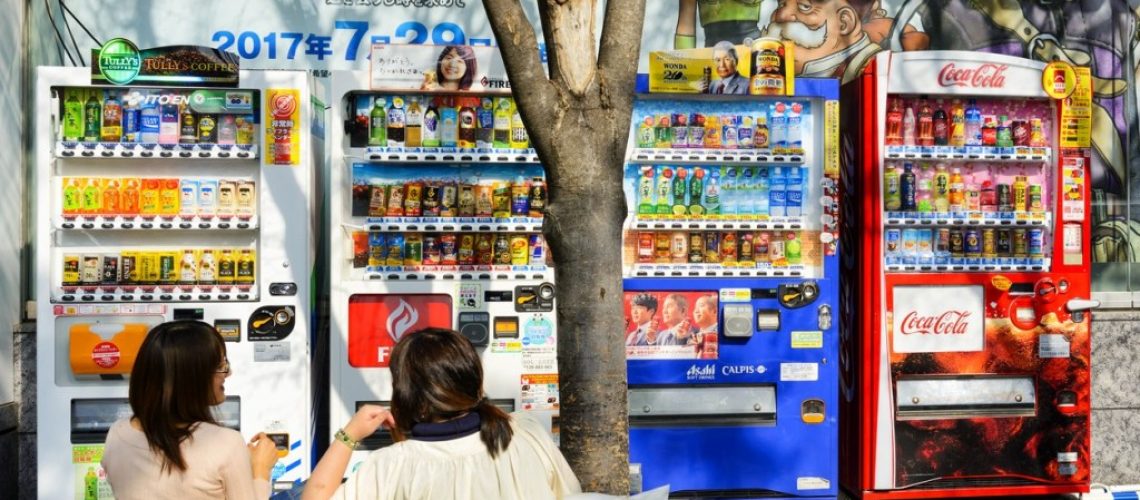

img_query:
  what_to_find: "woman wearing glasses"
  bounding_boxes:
[102,320,279,499]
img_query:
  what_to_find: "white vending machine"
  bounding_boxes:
[327,43,560,473]
[35,54,313,499]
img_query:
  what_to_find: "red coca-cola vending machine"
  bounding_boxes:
[839,50,1097,499]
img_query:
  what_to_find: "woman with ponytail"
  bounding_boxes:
[303,328,580,500]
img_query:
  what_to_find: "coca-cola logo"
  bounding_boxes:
[937,63,1008,88]
[899,310,972,335]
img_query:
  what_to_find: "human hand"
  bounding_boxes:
[344,404,395,442]
[248,432,278,480]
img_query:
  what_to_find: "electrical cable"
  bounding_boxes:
[59,0,103,47]
[44,0,74,65]
[59,0,84,66]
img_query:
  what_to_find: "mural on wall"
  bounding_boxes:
[663,0,1139,287]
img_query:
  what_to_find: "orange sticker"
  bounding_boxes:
[992,275,1012,291]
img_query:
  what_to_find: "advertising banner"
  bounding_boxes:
[623,290,718,360]
[891,285,984,354]
[347,294,453,367]
[371,44,510,93]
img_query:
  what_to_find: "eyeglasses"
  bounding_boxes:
[217,359,231,374]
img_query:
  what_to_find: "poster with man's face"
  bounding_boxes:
[623,290,719,359]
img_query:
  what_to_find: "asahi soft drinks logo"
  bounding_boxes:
[386,299,419,342]
[685,364,716,381]
[892,285,984,353]
[938,63,1008,89]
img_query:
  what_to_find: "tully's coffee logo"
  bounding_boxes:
[97,38,142,85]
[480,76,511,89]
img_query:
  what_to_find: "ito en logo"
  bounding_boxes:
[97,38,142,85]
[386,299,419,343]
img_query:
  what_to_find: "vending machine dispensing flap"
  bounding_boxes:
[628,386,776,427]
[895,376,1036,420]
[71,397,240,444]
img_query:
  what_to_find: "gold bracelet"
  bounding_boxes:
[334,428,358,450]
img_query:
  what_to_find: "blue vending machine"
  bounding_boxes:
[623,77,841,498]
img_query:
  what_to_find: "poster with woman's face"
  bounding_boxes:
[370,43,511,93]
[623,290,718,360]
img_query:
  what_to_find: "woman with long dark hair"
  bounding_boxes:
[102,320,278,499]
[303,328,580,500]
[421,45,481,91]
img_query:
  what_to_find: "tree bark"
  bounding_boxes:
[482,0,646,494]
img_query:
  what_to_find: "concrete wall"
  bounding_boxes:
[1090,310,1140,485]
[0,0,25,497]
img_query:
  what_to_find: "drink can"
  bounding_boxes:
[476,233,496,265]
[62,255,81,286]
[510,234,530,265]
[493,235,512,265]
[368,185,388,217]
[884,228,901,256]
[140,252,161,285]
[386,184,406,217]
[1028,228,1045,257]
[654,231,671,262]
[1029,185,1043,213]
[670,231,688,263]
[754,232,770,262]
[1012,228,1028,257]
[81,255,101,285]
[768,238,784,262]
[474,184,494,217]
[739,232,755,262]
[404,234,424,266]
[511,181,531,216]
[528,179,546,218]
[949,227,964,257]
[404,182,424,217]
[688,232,704,263]
[638,232,654,263]
[458,234,476,265]
[996,229,1012,256]
[902,228,919,257]
[704,231,720,263]
[386,233,405,266]
[120,251,138,285]
[720,232,739,263]
[441,183,458,217]
[368,232,387,267]
[178,249,198,285]
[982,228,996,257]
[352,231,369,268]
[934,228,950,256]
[101,254,120,285]
[458,184,476,217]
[422,184,442,216]
[492,181,512,218]
[912,228,930,256]
[964,228,981,257]
[422,234,441,265]
[123,106,140,143]
[159,251,178,285]
[997,184,1012,211]
[440,234,458,265]
[529,234,545,266]
[197,250,216,285]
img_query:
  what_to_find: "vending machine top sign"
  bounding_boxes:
[91,38,241,87]
[886,50,1048,98]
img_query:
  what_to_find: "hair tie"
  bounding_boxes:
[472,396,488,410]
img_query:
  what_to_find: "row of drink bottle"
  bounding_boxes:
[360,95,530,150]
[635,102,807,154]
[353,232,547,268]
[883,163,1046,214]
[61,89,257,146]
[885,96,1048,148]
[61,248,257,288]
[635,230,805,266]
[353,177,545,219]
[885,227,1046,260]
[61,177,256,219]
[635,165,804,217]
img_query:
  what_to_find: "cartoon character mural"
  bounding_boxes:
[666,0,1140,288]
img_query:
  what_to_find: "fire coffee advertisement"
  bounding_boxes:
[623,290,719,360]
[347,294,453,367]
[370,43,511,93]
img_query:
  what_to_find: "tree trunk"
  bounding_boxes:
[482,0,646,494]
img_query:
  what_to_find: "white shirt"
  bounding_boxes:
[333,412,581,500]
[102,419,270,500]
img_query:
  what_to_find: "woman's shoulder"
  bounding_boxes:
[189,422,244,445]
